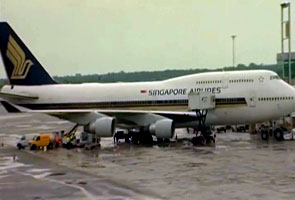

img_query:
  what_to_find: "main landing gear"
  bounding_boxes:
[260,127,287,141]
[113,128,171,146]
[113,129,154,145]
[191,109,215,146]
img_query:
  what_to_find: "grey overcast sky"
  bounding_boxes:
[0,0,292,78]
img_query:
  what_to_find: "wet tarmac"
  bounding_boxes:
[1,106,295,200]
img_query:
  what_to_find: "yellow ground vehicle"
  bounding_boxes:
[29,134,53,150]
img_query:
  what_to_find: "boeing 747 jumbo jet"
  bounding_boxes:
[0,22,295,144]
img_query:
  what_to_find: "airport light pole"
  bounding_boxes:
[231,35,236,67]
[280,2,291,83]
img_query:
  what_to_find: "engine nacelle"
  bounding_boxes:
[149,119,175,139]
[85,117,115,137]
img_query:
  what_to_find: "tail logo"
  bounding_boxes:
[6,35,33,79]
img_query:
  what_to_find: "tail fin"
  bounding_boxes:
[0,22,56,85]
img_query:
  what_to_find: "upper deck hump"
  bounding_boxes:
[163,69,277,84]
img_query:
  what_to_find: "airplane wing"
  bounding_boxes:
[0,101,197,128]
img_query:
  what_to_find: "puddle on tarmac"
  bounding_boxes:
[1,105,295,200]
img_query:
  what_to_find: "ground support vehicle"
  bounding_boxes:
[29,134,55,150]
[16,134,37,150]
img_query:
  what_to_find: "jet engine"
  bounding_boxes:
[149,119,175,139]
[85,117,116,137]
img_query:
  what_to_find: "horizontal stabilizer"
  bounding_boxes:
[0,101,21,113]
[0,91,39,99]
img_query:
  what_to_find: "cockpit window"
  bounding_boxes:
[270,75,280,80]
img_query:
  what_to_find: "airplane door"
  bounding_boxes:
[222,74,229,88]
[249,92,256,107]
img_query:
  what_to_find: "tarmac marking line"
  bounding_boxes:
[15,170,97,200]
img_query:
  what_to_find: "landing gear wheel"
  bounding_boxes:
[261,130,269,141]
[131,134,139,145]
[125,136,130,143]
[205,135,215,144]
[274,128,284,141]
[139,133,153,145]
[157,138,163,143]
[157,138,170,144]
[163,138,170,143]
[191,136,206,145]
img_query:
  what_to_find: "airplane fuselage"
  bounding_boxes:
[2,70,295,126]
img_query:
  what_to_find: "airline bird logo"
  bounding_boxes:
[6,35,33,79]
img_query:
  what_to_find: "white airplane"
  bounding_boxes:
[0,22,295,144]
